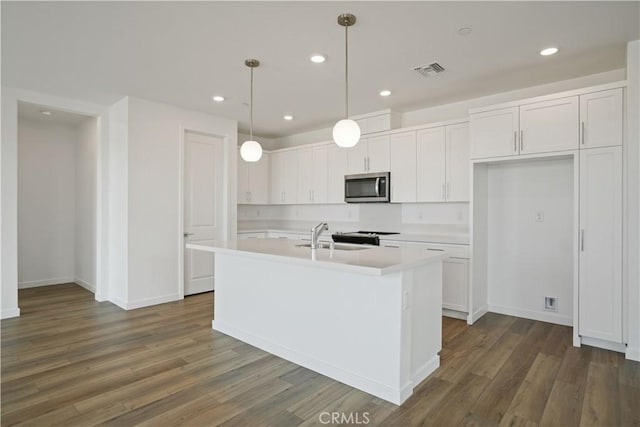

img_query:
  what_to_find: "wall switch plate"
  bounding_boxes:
[536,211,544,222]
[544,296,557,311]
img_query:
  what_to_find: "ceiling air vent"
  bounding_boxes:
[413,62,445,77]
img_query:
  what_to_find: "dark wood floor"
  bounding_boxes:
[2,284,638,426]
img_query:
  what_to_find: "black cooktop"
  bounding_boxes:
[331,231,399,246]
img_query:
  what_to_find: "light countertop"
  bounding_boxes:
[186,238,447,276]
[237,228,469,245]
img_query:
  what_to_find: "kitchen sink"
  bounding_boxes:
[295,243,371,251]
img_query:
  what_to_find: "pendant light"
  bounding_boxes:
[333,13,360,148]
[240,59,263,162]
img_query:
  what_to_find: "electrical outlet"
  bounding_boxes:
[536,211,544,222]
[544,297,557,312]
[418,211,423,220]
[256,209,260,217]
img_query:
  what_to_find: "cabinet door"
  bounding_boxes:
[580,89,623,149]
[297,148,313,203]
[470,107,519,159]
[579,146,622,343]
[249,153,269,204]
[367,135,390,172]
[282,150,298,204]
[520,96,579,154]
[417,127,446,202]
[311,146,328,204]
[445,123,470,202]
[237,150,250,203]
[347,141,368,174]
[269,151,284,204]
[327,144,348,203]
[443,259,469,312]
[390,131,416,202]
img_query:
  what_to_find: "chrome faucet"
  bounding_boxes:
[310,222,329,249]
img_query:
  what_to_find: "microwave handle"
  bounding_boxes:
[375,177,380,197]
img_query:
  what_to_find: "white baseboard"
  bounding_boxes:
[626,346,640,362]
[488,304,572,326]
[213,319,409,405]
[74,278,96,293]
[94,293,107,302]
[110,297,128,310]
[411,355,440,387]
[443,308,467,321]
[18,277,74,289]
[1,307,21,319]
[124,293,180,310]
[468,305,489,325]
[580,336,626,354]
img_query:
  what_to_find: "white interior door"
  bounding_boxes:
[184,132,223,295]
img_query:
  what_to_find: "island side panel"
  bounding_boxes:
[212,252,406,404]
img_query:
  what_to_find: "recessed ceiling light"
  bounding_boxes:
[40,111,52,116]
[310,54,326,63]
[283,115,293,121]
[212,95,225,102]
[540,47,559,56]
[379,90,391,97]
[457,27,472,36]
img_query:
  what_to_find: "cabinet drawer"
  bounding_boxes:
[237,232,267,239]
[403,241,470,258]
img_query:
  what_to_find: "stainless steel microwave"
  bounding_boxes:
[344,172,390,203]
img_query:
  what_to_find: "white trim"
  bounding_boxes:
[1,308,20,319]
[468,305,488,325]
[18,277,74,289]
[74,278,96,293]
[626,346,640,362]
[443,308,468,321]
[488,304,573,326]
[411,355,440,387]
[125,293,181,310]
[471,149,578,165]
[111,296,128,310]
[469,81,628,114]
[214,319,409,405]
[580,336,626,354]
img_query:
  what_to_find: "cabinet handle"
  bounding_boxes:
[446,182,449,200]
[520,130,524,151]
[442,183,446,200]
[367,156,370,171]
[312,189,315,202]
[581,229,585,251]
[309,189,312,202]
[248,191,252,202]
[363,157,366,172]
[513,131,517,152]
[581,122,585,145]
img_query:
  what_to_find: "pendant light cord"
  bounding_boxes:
[250,66,254,141]
[345,23,349,119]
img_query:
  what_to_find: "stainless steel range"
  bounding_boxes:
[331,231,399,246]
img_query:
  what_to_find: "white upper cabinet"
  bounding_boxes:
[445,123,470,202]
[579,88,623,149]
[347,135,390,174]
[327,144,348,203]
[390,131,416,203]
[238,150,269,204]
[579,146,622,343]
[310,145,328,204]
[297,148,313,203]
[416,123,470,202]
[519,96,579,154]
[270,150,297,204]
[417,127,446,201]
[470,107,519,159]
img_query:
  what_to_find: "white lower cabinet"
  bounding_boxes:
[578,146,623,343]
[382,240,469,315]
[237,232,268,239]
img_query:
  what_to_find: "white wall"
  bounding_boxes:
[238,133,277,151]
[273,69,625,149]
[626,40,640,361]
[75,117,98,290]
[17,119,77,287]
[124,97,237,307]
[487,158,574,325]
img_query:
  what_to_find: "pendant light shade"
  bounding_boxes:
[241,59,263,162]
[333,118,361,148]
[333,13,360,148]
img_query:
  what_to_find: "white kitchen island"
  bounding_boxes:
[186,238,445,405]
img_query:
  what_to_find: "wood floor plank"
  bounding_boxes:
[2,283,637,427]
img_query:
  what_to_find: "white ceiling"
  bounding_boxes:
[3,2,639,139]
[17,101,93,126]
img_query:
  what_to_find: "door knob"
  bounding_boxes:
[184,232,194,238]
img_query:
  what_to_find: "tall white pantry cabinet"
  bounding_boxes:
[470,85,625,351]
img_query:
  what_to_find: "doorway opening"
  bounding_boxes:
[17,101,99,304]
